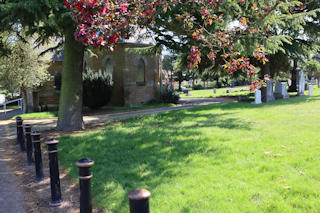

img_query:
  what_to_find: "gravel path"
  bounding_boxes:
[0,122,26,213]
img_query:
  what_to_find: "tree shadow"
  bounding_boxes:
[58,109,252,212]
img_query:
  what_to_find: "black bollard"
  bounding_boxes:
[32,131,44,182]
[45,139,62,206]
[24,124,33,166]
[17,118,26,152]
[15,117,22,145]
[76,158,94,213]
[128,189,151,213]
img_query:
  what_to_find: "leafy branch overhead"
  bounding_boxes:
[64,0,319,90]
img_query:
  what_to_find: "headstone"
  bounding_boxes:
[0,94,5,105]
[297,70,305,96]
[274,82,289,99]
[252,90,262,104]
[262,80,275,102]
[213,88,217,94]
[305,75,309,90]
[308,84,313,96]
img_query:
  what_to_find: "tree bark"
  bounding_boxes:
[260,63,271,103]
[56,27,85,131]
[288,59,298,92]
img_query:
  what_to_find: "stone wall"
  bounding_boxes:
[36,61,62,111]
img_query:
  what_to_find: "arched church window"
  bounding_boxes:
[54,72,62,91]
[137,58,145,84]
[105,58,113,77]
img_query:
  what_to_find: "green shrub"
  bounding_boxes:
[193,84,203,90]
[83,69,113,109]
[160,85,180,104]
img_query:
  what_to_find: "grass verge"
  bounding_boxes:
[12,111,58,120]
[179,86,252,98]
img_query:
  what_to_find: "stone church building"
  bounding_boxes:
[31,41,162,112]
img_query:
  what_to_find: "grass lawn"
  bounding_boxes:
[58,88,320,212]
[180,86,252,98]
[1,105,20,110]
[12,111,58,120]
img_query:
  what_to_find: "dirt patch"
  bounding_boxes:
[2,122,110,213]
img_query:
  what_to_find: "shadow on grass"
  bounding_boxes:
[58,109,252,212]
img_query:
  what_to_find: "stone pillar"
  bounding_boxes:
[252,90,262,104]
[308,84,313,96]
[261,80,275,103]
[297,70,305,96]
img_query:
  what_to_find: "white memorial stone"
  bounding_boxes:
[0,94,5,105]
[298,70,305,96]
[252,90,262,104]
[308,84,313,96]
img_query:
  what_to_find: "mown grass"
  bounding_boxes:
[180,86,252,98]
[58,88,320,212]
[12,111,58,120]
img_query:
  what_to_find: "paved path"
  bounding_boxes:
[0,121,26,213]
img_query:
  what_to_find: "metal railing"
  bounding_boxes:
[0,98,23,115]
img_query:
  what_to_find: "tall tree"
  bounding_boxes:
[0,33,50,96]
[0,1,85,131]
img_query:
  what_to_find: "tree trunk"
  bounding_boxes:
[260,63,271,103]
[56,27,85,131]
[192,75,195,89]
[288,59,298,92]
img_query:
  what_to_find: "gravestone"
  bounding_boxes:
[297,70,305,96]
[308,84,313,96]
[252,90,262,104]
[305,75,309,90]
[0,94,5,105]
[274,82,289,99]
[261,80,275,102]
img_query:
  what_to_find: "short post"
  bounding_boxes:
[32,131,44,182]
[17,118,26,152]
[76,158,94,213]
[24,124,33,166]
[15,117,21,145]
[45,139,62,206]
[128,189,151,213]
